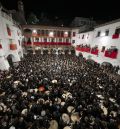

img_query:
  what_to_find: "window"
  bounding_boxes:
[35,38,39,42]
[51,38,54,42]
[96,31,101,37]
[6,24,11,36]
[59,38,62,42]
[66,39,69,43]
[54,31,56,37]
[73,32,76,37]
[68,31,71,37]
[41,30,44,35]
[48,38,51,42]
[61,31,64,37]
[72,40,75,43]
[115,28,120,34]
[105,30,109,36]
[82,35,84,39]
[101,46,105,52]
[57,31,60,37]
[18,40,20,46]
[0,40,2,49]
[37,30,41,35]
[45,30,48,36]
[44,38,47,42]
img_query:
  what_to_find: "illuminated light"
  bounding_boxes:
[49,32,54,37]
[33,30,37,34]
[64,31,68,37]
[64,32,68,35]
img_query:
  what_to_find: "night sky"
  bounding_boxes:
[0,0,120,21]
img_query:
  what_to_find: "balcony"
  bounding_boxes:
[104,51,118,59]
[91,49,99,55]
[24,42,71,46]
[112,34,119,39]
[10,44,17,50]
[76,46,91,53]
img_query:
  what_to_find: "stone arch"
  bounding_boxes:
[7,54,15,67]
[7,53,20,67]
[23,28,32,42]
[23,28,32,34]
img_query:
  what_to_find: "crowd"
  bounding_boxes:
[0,51,120,129]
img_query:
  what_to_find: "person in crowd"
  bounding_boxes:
[0,50,120,129]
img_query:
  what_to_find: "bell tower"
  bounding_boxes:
[18,0,24,14]
[17,0,26,24]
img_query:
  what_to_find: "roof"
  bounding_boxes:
[95,18,120,28]
[79,28,94,34]
[22,24,72,30]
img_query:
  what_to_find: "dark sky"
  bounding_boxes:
[0,0,120,21]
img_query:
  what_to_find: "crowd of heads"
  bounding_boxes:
[0,51,120,129]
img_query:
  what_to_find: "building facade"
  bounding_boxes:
[0,9,24,70]
[73,19,120,66]
[22,25,75,54]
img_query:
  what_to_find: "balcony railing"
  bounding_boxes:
[104,51,118,59]
[91,49,99,55]
[24,42,71,46]
[112,34,119,39]
[76,46,91,53]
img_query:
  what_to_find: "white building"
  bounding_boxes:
[72,19,120,66]
[0,9,23,70]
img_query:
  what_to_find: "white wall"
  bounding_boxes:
[0,10,23,70]
[73,21,120,66]
[71,29,79,46]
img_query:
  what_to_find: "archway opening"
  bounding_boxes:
[7,54,14,67]
[18,51,23,60]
